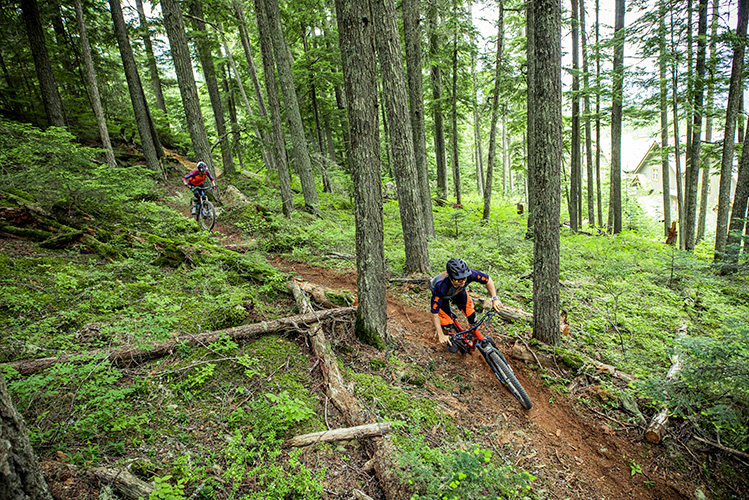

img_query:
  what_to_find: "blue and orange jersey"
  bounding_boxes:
[429,269,489,314]
[183,169,214,186]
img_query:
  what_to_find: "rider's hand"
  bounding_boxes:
[436,328,452,346]
[491,297,503,313]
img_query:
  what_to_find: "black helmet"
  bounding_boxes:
[197,161,208,172]
[446,258,471,280]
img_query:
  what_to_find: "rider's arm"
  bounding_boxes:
[206,170,216,188]
[485,277,503,313]
[433,312,451,345]
[183,171,196,186]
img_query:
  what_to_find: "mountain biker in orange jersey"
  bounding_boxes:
[430,258,503,353]
[183,161,216,215]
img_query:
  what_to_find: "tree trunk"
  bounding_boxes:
[483,1,504,222]
[403,0,435,237]
[472,37,484,199]
[336,0,387,348]
[20,0,65,128]
[0,374,53,500]
[253,0,294,217]
[610,0,625,234]
[659,1,671,239]
[234,0,275,174]
[595,0,603,227]
[219,54,245,170]
[373,0,431,274]
[263,0,320,215]
[580,0,594,227]
[570,0,581,232]
[684,0,708,251]
[188,0,235,176]
[428,4,448,203]
[525,5,536,237]
[109,0,161,172]
[724,126,749,273]
[696,0,719,245]
[450,0,462,206]
[284,422,393,448]
[530,0,562,346]
[161,0,213,175]
[644,355,683,444]
[73,0,116,168]
[671,9,686,249]
[134,0,167,116]
[715,0,748,259]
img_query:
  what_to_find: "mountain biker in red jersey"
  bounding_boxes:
[430,258,503,353]
[183,161,216,215]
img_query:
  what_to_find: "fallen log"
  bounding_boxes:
[294,278,355,308]
[645,354,683,444]
[88,467,153,500]
[291,287,410,500]
[511,341,635,383]
[5,307,356,376]
[692,435,749,463]
[283,422,393,448]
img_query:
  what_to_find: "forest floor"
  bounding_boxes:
[196,214,702,497]
[25,164,717,500]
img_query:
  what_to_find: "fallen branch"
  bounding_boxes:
[645,355,683,444]
[283,422,393,447]
[88,467,153,500]
[5,307,356,376]
[692,436,749,464]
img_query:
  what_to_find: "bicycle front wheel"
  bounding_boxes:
[487,351,532,409]
[200,201,216,230]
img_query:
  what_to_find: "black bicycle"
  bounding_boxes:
[448,310,533,409]
[190,186,216,230]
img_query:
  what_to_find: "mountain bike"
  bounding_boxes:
[448,310,533,409]
[190,186,216,230]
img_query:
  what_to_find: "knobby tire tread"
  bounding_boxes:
[488,351,533,409]
[200,201,216,230]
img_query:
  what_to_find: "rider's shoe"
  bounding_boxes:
[447,341,458,353]
[190,205,197,215]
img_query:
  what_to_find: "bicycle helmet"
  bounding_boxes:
[197,161,208,172]
[446,257,471,280]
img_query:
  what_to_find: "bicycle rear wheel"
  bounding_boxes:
[200,200,216,230]
[487,351,532,409]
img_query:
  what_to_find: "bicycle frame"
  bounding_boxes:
[448,309,496,354]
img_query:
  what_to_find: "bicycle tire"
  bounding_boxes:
[200,200,216,230]
[487,350,533,409]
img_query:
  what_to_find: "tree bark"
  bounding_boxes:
[263,0,320,215]
[109,0,161,172]
[610,0,625,234]
[449,0,462,206]
[284,422,393,448]
[234,0,275,174]
[659,1,671,239]
[696,0,719,245]
[20,0,65,128]
[715,0,748,259]
[253,0,294,216]
[671,10,686,249]
[724,125,749,273]
[188,0,235,176]
[161,0,214,174]
[73,0,117,168]
[525,4,536,237]
[580,0,594,227]
[595,0,603,227]
[570,0,581,232]
[372,0,430,274]
[645,355,683,444]
[403,0,436,237]
[134,0,167,116]
[0,374,53,500]
[6,308,357,376]
[483,1,504,222]
[684,0,708,250]
[428,4,448,202]
[530,0,562,346]
[336,0,387,348]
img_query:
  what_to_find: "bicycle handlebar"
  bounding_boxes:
[455,309,495,335]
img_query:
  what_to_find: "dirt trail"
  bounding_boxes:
[166,166,699,499]
[266,258,699,500]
